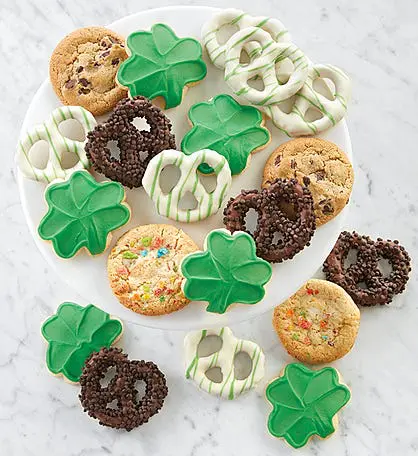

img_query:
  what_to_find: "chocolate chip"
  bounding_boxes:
[79,78,89,87]
[303,176,310,187]
[65,79,75,89]
[274,155,282,166]
[76,66,83,73]
[78,87,91,95]
[101,50,110,58]
[290,159,297,169]
[315,170,326,181]
[93,62,100,67]
[112,58,120,66]
[100,40,107,47]
[322,203,334,214]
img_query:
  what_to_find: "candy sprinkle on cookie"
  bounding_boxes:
[108,224,198,316]
[273,279,360,364]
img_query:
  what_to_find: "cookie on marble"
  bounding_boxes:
[107,224,198,316]
[273,279,360,364]
[50,27,128,116]
[263,138,354,226]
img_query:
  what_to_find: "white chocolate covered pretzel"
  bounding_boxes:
[202,9,291,69]
[185,327,265,399]
[263,64,352,136]
[142,149,232,223]
[224,27,309,106]
[17,106,96,183]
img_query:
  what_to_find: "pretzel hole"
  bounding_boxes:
[178,192,198,210]
[199,173,217,193]
[313,77,336,101]
[378,257,393,278]
[198,335,223,357]
[344,249,358,269]
[135,380,147,403]
[272,232,285,246]
[233,351,253,380]
[61,149,80,169]
[28,140,49,169]
[100,366,117,388]
[240,49,251,65]
[132,117,150,132]
[247,77,265,92]
[244,208,259,234]
[107,140,121,161]
[304,107,323,122]
[356,281,368,290]
[205,366,223,383]
[217,23,239,45]
[275,58,294,84]
[278,201,297,221]
[277,95,296,114]
[106,399,119,410]
[58,119,86,142]
[159,165,181,194]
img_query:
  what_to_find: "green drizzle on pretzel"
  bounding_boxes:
[117,23,207,109]
[181,94,270,175]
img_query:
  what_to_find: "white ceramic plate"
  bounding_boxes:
[17,6,352,330]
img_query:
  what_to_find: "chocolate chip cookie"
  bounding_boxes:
[50,27,128,116]
[263,138,354,226]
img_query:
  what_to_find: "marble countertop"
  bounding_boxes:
[1,0,418,455]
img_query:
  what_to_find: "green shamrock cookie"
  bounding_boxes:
[266,363,351,448]
[181,94,270,175]
[181,229,272,314]
[41,302,123,382]
[117,23,207,109]
[38,171,130,259]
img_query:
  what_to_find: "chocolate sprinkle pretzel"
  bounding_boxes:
[323,231,411,306]
[79,347,168,431]
[85,96,176,188]
[223,178,316,263]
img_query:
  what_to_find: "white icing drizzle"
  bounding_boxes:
[184,327,265,399]
[17,106,96,183]
[142,149,232,223]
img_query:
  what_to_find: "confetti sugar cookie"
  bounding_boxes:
[273,279,360,364]
[185,327,265,399]
[181,229,272,314]
[38,171,130,259]
[108,224,198,316]
[49,27,128,116]
[266,363,351,448]
[142,148,231,222]
[17,106,96,183]
[41,302,123,383]
[117,23,207,109]
[181,94,270,175]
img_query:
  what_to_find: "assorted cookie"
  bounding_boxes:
[181,229,272,313]
[184,327,265,399]
[263,138,354,226]
[273,279,360,364]
[223,178,316,263]
[38,171,130,259]
[266,363,351,448]
[117,23,207,109]
[323,231,411,306]
[142,148,232,222]
[108,224,198,316]
[181,94,270,175]
[49,27,128,116]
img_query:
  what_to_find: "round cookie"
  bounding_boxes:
[273,279,360,364]
[263,138,354,226]
[50,27,128,116]
[108,224,198,316]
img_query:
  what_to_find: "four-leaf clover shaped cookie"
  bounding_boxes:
[38,171,130,259]
[266,363,351,448]
[181,229,272,313]
[41,302,123,382]
[117,23,207,109]
[181,94,270,175]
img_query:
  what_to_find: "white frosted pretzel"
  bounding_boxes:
[184,327,265,399]
[142,149,232,223]
[202,9,291,69]
[224,27,309,106]
[263,64,352,136]
[17,106,96,183]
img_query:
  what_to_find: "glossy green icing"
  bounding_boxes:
[266,363,351,448]
[41,302,123,382]
[38,171,130,259]
[117,23,207,108]
[181,94,270,175]
[181,229,272,314]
